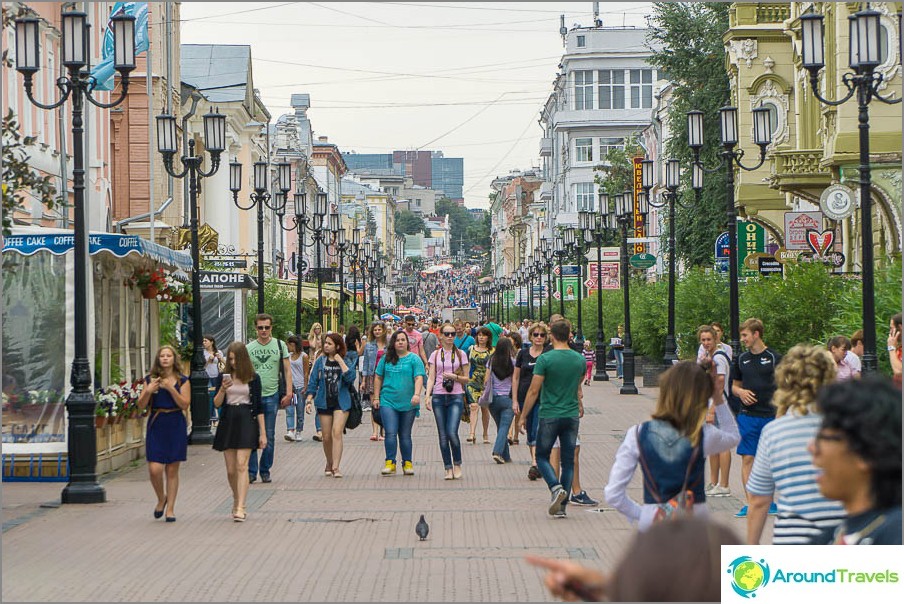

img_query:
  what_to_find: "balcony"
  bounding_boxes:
[539,182,553,202]
[539,137,553,157]
[768,149,832,194]
[756,4,790,24]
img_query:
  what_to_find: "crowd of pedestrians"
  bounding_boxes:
[137,302,902,588]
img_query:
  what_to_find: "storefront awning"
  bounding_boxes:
[2,228,193,271]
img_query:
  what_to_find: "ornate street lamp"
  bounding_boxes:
[799,6,900,375]
[687,103,772,358]
[275,188,310,335]
[615,191,639,395]
[158,107,227,447]
[229,159,291,314]
[332,218,349,329]
[641,158,691,366]
[589,192,618,381]
[16,8,135,503]
[554,235,568,316]
[565,226,586,345]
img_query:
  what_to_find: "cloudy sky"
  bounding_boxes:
[181,2,652,209]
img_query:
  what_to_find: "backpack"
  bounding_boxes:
[719,350,743,415]
[636,424,701,523]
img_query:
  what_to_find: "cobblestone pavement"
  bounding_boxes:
[2,378,769,602]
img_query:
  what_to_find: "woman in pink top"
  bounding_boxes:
[425,322,470,480]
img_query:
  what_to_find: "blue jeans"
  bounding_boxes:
[285,387,305,432]
[248,393,279,479]
[614,348,624,378]
[208,380,218,421]
[489,395,514,460]
[525,401,540,447]
[380,406,416,463]
[431,394,464,469]
[536,417,580,504]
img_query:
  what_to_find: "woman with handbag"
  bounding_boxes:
[466,327,493,444]
[482,336,516,465]
[373,330,426,477]
[212,342,266,522]
[304,333,357,478]
[136,346,190,523]
[425,322,470,480]
[603,361,739,531]
[203,335,225,425]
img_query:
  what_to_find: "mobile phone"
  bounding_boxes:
[222,373,231,380]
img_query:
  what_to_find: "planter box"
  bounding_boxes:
[642,363,669,388]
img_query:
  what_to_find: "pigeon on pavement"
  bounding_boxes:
[415,514,429,541]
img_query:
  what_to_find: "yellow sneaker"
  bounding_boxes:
[402,461,414,476]
[381,460,396,476]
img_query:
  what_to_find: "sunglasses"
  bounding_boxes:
[256,325,272,331]
[532,332,546,338]
[442,331,456,336]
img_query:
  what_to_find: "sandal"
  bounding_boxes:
[369,435,378,441]
[233,508,246,522]
[467,435,475,443]
[332,468,343,478]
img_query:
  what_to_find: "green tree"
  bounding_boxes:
[365,206,377,238]
[2,6,60,235]
[466,209,491,256]
[647,2,731,267]
[394,209,426,236]
[436,197,477,257]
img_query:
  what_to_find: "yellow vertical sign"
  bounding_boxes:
[633,157,645,254]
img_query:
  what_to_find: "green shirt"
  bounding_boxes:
[533,348,585,419]
[485,322,503,347]
[246,338,289,396]
[376,353,426,411]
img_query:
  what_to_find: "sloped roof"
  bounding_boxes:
[181,44,250,104]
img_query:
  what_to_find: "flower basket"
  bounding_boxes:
[95,415,108,429]
[142,285,159,299]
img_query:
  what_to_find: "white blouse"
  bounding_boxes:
[603,403,740,531]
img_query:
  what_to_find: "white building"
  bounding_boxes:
[539,24,665,234]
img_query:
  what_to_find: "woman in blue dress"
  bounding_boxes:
[136,345,189,522]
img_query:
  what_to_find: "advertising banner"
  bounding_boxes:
[633,157,646,254]
[784,212,823,251]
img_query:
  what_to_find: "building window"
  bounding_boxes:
[574,70,594,110]
[574,183,595,212]
[598,137,624,160]
[575,138,593,163]
[598,69,625,109]
[630,69,654,109]
[577,35,585,48]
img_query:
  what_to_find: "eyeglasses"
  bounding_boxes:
[442,331,455,336]
[532,332,546,338]
[256,325,272,331]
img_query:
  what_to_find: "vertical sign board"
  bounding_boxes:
[633,157,645,254]
[714,231,730,273]
[587,247,621,291]
[737,221,765,278]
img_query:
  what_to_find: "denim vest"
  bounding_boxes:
[637,420,706,504]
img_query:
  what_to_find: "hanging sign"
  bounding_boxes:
[806,229,835,256]
[819,184,857,221]
[632,157,646,254]
[784,212,823,251]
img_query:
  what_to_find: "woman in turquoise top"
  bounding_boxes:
[373,330,426,477]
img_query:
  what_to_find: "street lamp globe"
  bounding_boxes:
[665,158,681,189]
[277,161,292,192]
[641,159,654,189]
[229,158,242,193]
[687,110,705,150]
[294,192,307,218]
[752,106,773,147]
[202,108,226,154]
[851,8,882,69]
[110,12,136,72]
[155,114,178,155]
[799,11,825,71]
[14,16,40,74]
[253,161,268,193]
[719,106,739,146]
[61,10,88,68]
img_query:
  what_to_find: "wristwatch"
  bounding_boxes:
[888,346,896,351]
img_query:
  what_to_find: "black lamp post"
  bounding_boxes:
[532,249,542,320]
[229,158,292,315]
[799,7,900,375]
[542,240,555,321]
[567,224,587,346]
[333,219,349,329]
[346,229,361,319]
[17,9,136,503]
[158,108,226,447]
[309,192,329,326]
[616,191,639,395]
[554,235,567,316]
[274,189,309,335]
[687,102,771,359]
[641,158,688,366]
[590,193,615,381]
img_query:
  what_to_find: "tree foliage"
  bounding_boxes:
[2,6,60,235]
[365,206,377,238]
[394,209,426,236]
[436,198,483,258]
[646,2,731,267]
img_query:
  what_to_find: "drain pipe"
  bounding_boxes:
[116,196,174,233]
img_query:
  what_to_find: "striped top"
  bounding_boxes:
[746,412,845,544]
[582,349,595,363]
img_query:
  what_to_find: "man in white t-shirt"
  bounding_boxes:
[518,320,530,348]
[699,325,732,498]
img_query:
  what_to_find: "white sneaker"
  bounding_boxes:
[548,486,567,516]
[704,483,717,495]
[710,485,731,497]
[284,430,295,442]
[293,432,304,442]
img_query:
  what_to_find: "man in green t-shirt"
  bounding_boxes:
[519,319,585,518]
[246,313,292,483]
[484,316,504,347]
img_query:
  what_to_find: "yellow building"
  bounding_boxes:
[726,2,901,269]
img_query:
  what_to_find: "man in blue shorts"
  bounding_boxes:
[732,318,781,518]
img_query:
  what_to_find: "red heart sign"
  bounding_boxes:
[806,229,834,256]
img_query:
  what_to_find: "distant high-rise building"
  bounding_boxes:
[343,149,464,204]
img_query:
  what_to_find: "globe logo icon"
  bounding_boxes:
[727,556,770,598]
